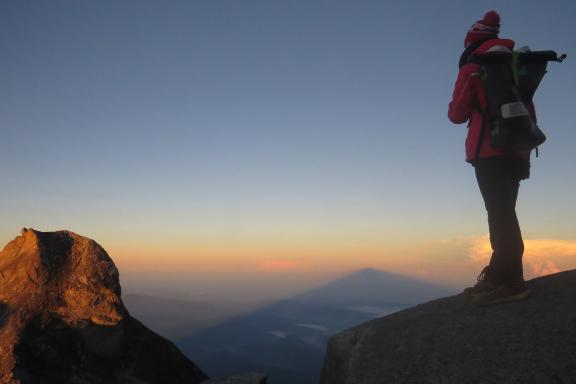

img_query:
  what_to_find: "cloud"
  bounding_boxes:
[468,234,492,263]
[528,260,560,277]
[467,236,576,278]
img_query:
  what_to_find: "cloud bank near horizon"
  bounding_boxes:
[468,236,576,278]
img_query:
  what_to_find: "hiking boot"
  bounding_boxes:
[473,282,530,306]
[463,266,497,297]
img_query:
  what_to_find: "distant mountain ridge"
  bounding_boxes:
[123,294,253,339]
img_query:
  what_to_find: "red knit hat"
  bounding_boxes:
[465,10,501,47]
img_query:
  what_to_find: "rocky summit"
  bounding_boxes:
[320,269,576,384]
[0,228,208,384]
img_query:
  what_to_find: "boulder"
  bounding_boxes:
[201,372,267,384]
[320,270,576,384]
[0,229,208,384]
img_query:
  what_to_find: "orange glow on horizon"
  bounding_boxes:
[95,233,576,289]
[257,259,305,272]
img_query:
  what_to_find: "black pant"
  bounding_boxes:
[474,158,529,285]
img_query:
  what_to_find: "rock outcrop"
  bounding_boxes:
[202,373,268,384]
[320,270,576,384]
[0,229,208,384]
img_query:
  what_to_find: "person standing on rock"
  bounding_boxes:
[448,10,532,305]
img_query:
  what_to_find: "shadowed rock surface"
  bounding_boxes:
[320,269,576,384]
[0,229,208,384]
[201,373,267,384]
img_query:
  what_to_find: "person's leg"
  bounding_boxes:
[462,160,508,296]
[477,165,524,285]
[473,159,529,304]
[476,159,524,284]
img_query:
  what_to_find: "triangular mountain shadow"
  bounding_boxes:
[175,268,456,384]
[294,268,455,305]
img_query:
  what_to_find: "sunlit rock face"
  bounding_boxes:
[320,269,576,384]
[0,229,208,384]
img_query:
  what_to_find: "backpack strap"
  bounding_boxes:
[474,103,489,162]
[459,39,495,68]
[473,64,490,163]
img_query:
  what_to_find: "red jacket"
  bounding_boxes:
[448,39,535,162]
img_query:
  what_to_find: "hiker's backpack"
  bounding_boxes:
[469,49,566,154]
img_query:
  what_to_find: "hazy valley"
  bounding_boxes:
[126,269,456,383]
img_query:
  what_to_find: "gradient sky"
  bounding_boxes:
[1,0,575,301]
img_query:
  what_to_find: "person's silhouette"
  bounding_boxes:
[448,10,531,305]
